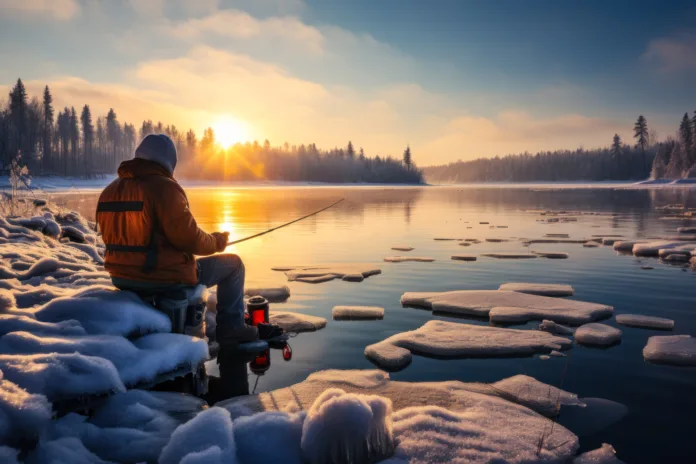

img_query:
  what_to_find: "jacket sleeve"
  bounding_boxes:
[154,182,225,256]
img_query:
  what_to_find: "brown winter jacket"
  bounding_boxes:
[97,158,226,285]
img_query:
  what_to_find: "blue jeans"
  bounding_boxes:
[197,254,245,332]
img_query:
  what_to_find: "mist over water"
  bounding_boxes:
[58,185,696,463]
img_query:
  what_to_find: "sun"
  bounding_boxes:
[212,116,250,148]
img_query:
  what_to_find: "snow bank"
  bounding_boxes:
[365,320,571,371]
[616,314,674,330]
[573,443,625,464]
[0,353,124,400]
[0,314,85,336]
[332,305,384,320]
[383,256,435,262]
[159,407,237,464]
[498,283,574,297]
[575,324,622,347]
[401,290,613,324]
[643,335,696,366]
[25,437,112,464]
[33,287,172,336]
[0,370,52,445]
[270,311,327,333]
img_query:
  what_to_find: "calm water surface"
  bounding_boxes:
[57,185,696,463]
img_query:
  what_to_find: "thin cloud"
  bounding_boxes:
[0,0,80,20]
[643,31,696,75]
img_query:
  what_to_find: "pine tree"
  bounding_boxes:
[679,112,693,165]
[633,115,648,177]
[42,86,54,172]
[9,78,28,155]
[610,134,622,157]
[80,105,93,177]
[359,147,365,161]
[403,145,412,169]
[106,109,119,170]
[346,141,355,158]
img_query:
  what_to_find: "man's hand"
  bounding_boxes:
[212,232,230,251]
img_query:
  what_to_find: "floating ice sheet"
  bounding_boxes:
[391,246,414,251]
[332,306,384,320]
[270,311,327,333]
[365,320,571,371]
[244,286,290,302]
[498,283,574,297]
[643,335,696,366]
[532,251,569,259]
[575,323,622,347]
[573,443,626,464]
[384,256,435,262]
[451,255,477,261]
[616,314,674,330]
[482,253,537,259]
[277,264,381,284]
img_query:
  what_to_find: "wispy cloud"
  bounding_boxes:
[0,0,80,21]
[643,31,696,75]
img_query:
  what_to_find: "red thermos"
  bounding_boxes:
[247,295,269,326]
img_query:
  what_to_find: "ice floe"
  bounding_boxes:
[402,290,613,324]
[270,311,327,332]
[332,305,384,320]
[364,320,571,371]
[482,252,537,259]
[531,251,569,259]
[391,246,414,251]
[383,256,435,262]
[583,241,600,248]
[243,286,290,302]
[575,324,622,347]
[573,443,626,464]
[276,264,381,284]
[499,283,574,297]
[539,320,576,335]
[616,314,674,330]
[643,335,696,366]
[451,255,477,261]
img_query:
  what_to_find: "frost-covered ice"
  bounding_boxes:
[332,305,384,320]
[482,252,537,259]
[532,251,569,259]
[401,290,613,324]
[613,240,646,252]
[499,283,574,297]
[384,256,435,262]
[365,320,571,371]
[616,314,674,330]
[270,311,327,332]
[632,240,694,257]
[451,255,477,261]
[244,286,290,302]
[643,335,696,366]
[573,443,626,464]
[491,374,582,416]
[391,246,414,251]
[575,324,622,347]
[276,264,381,284]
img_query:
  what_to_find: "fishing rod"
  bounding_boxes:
[226,198,345,246]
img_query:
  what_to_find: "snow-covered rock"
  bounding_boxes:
[332,306,384,320]
[616,314,674,330]
[365,320,571,371]
[401,290,613,324]
[643,335,696,366]
[499,283,574,297]
[575,324,622,347]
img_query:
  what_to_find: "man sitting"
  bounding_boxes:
[96,133,274,346]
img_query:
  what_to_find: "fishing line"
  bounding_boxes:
[226,198,345,246]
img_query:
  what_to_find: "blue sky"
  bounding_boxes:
[0,0,694,164]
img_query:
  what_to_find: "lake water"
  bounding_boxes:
[54,185,696,463]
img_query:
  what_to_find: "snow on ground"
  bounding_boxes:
[383,256,435,262]
[364,320,571,371]
[274,264,381,284]
[0,369,52,445]
[498,283,574,297]
[616,314,674,330]
[401,290,613,324]
[575,323,622,347]
[332,305,384,320]
[643,335,696,366]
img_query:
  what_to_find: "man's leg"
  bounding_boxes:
[196,254,251,341]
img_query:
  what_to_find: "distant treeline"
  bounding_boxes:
[424,111,696,183]
[0,78,423,184]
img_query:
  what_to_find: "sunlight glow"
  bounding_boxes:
[212,116,250,148]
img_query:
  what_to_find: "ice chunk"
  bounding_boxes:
[532,251,569,259]
[482,252,537,259]
[616,314,674,330]
[545,233,570,238]
[270,311,327,332]
[159,407,237,464]
[332,306,384,320]
[296,274,336,283]
[383,256,435,262]
[305,370,390,389]
[575,323,622,346]
[433,237,460,241]
[539,320,575,335]
[613,240,645,252]
[573,443,625,464]
[235,411,305,464]
[601,238,618,246]
[633,240,691,257]
[491,374,583,417]
[33,287,172,336]
[244,286,290,302]
[643,335,696,366]
[457,241,471,246]
[301,389,394,464]
[499,283,574,297]
[365,320,571,371]
[280,264,381,284]
[402,290,612,324]
[583,241,600,248]
[0,371,52,445]
[391,246,414,251]
[25,437,112,464]
[0,314,86,336]
[485,238,509,242]
[342,274,365,282]
[451,255,477,261]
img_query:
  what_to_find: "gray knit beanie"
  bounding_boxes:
[135,134,177,175]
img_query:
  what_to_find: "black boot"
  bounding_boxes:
[216,324,259,349]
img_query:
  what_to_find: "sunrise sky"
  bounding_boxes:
[1,0,694,165]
